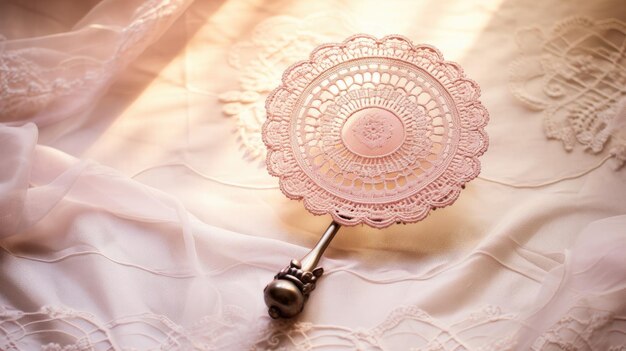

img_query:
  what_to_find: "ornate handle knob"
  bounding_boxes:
[263,221,341,319]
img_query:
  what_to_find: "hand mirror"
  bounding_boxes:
[262,35,489,318]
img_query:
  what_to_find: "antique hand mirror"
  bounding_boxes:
[262,35,489,319]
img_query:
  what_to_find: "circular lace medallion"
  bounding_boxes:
[263,35,489,228]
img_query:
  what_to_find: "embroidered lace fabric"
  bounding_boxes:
[1,304,518,350]
[509,17,626,169]
[0,0,190,126]
[263,35,488,227]
[218,14,357,160]
[2,278,625,350]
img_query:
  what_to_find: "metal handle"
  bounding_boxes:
[263,221,341,319]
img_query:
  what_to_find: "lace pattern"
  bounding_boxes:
[0,305,249,351]
[0,304,516,350]
[530,308,619,351]
[219,14,356,159]
[252,305,517,351]
[3,303,622,350]
[509,17,626,169]
[263,34,489,228]
[0,0,186,125]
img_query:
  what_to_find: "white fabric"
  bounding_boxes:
[1,0,625,350]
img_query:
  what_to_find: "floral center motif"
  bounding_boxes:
[353,113,394,147]
[341,107,405,157]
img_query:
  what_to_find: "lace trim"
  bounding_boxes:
[253,305,517,351]
[0,305,515,350]
[2,303,623,350]
[0,305,249,351]
[509,17,626,169]
[532,306,626,351]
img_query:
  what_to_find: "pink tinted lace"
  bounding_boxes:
[263,34,489,228]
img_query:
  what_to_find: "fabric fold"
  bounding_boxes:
[516,215,626,350]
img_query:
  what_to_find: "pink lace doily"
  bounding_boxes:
[263,35,489,228]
